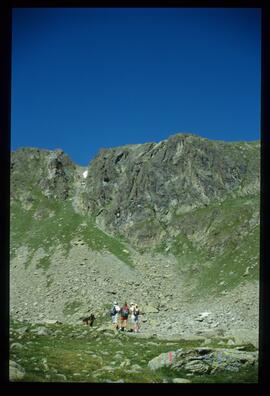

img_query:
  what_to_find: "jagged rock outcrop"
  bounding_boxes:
[11,147,76,203]
[80,134,259,246]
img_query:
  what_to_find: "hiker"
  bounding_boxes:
[131,304,140,333]
[120,301,129,331]
[110,301,121,330]
[128,302,135,332]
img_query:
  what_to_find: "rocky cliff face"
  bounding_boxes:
[79,134,259,246]
[10,134,260,344]
[11,147,76,202]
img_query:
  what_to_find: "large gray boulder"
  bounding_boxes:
[148,350,177,370]
[148,347,258,374]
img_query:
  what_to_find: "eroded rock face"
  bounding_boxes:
[40,150,75,200]
[81,134,260,246]
[11,148,76,202]
[148,347,258,373]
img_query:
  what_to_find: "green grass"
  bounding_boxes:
[10,197,134,270]
[192,224,259,297]
[153,195,260,297]
[36,256,51,272]
[9,319,258,383]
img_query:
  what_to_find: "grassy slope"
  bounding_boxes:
[154,194,260,297]
[10,195,133,269]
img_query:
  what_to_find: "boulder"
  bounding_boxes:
[148,350,177,370]
[54,373,67,381]
[9,360,25,381]
[148,347,258,374]
[16,326,30,335]
[172,378,192,383]
[10,342,24,351]
[42,319,62,325]
[35,326,53,336]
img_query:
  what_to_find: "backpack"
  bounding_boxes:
[110,306,117,316]
[121,306,129,318]
[134,308,139,317]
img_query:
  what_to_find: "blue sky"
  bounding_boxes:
[11,7,261,166]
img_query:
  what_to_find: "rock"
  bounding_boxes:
[235,344,257,352]
[203,338,212,345]
[9,360,25,381]
[98,366,115,372]
[148,350,177,370]
[96,325,114,333]
[104,379,125,383]
[16,326,30,335]
[42,319,62,325]
[35,326,53,336]
[243,267,250,276]
[184,359,210,374]
[195,317,204,322]
[10,342,24,351]
[218,341,226,346]
[103,332,116,338]
[55,373,67,381]
[148,347,258,374]
[199,312,211,318]
[120,359,131,368]
[147,341,159,346]
[131,364,143,371]
[172,378,192,383]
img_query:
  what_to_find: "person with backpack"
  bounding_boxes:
[120,301,129,331]
[130,303,140,333]
[110,301,120,330]
[130,303,135,332]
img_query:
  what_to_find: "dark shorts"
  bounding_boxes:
[121,316,128,321]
